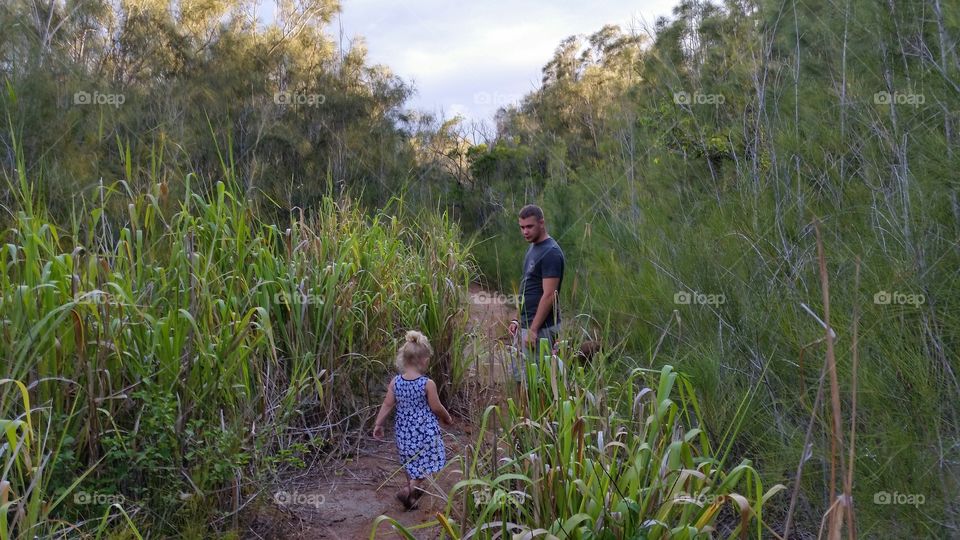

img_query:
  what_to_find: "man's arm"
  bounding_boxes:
[529,277,560,334]
[530,247,563,335]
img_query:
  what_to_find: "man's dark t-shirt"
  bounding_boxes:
[519,236,564,329]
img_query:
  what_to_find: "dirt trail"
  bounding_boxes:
[265,284,513,539]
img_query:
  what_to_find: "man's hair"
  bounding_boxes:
[518,204,544,221]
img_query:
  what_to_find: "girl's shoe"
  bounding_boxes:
[396,487,412,510]
[407,486,425,509]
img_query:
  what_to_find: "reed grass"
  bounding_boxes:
[377,341,784,539]
[0,149,475,536]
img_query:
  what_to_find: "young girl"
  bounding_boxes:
[373,330,454,509]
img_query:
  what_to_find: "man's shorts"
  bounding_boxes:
[509,323,562,382]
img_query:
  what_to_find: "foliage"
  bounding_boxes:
[460,2,959,536]
[0,163,474,535]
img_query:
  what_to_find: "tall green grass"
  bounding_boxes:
[0,159,474,536]
[375,341,784,539]
[470,164,959,536]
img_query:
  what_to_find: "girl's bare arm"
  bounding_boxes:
[425,379,453,425]
[373,378,396,435]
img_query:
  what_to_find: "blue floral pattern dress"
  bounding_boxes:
[393,374,445,479]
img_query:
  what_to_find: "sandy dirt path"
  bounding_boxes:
[259,284,513,539]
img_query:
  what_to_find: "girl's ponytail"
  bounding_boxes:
[396,330,433,370]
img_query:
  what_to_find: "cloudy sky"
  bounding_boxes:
[264,0,680,124]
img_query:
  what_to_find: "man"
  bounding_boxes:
[508,204,564,378]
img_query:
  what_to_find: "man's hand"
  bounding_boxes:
[373,424,384,439]
[508,320,519,336]
[524,327,539,348]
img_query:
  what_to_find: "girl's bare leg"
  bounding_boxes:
[396,472,413,508]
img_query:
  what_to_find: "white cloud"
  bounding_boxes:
[330,0,681,123]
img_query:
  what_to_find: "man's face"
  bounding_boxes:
[518,216,544,243]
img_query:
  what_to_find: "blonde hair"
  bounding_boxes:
[396,330,433,371]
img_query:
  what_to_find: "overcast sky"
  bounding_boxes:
[261,0,680,124]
